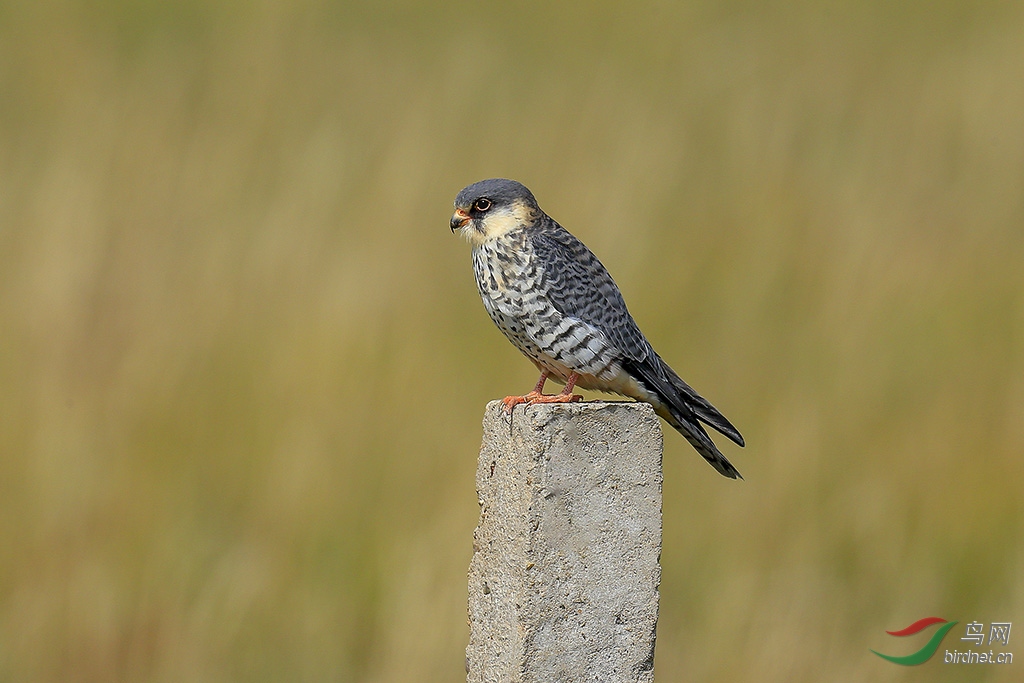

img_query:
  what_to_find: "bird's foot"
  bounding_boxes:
[501,391,583,413]
[501,391,541,412]
[529,392,584,404]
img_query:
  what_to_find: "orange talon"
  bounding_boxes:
[501,394,528,412]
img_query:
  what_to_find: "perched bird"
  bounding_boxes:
[451,178,745,478]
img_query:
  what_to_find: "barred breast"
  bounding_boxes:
[472,229,621,384]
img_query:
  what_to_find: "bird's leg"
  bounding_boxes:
[530,372,584,404]
[501,371,583,412]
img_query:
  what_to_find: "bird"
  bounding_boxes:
[451,178,745,478]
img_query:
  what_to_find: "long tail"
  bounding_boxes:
[622,354,744,479]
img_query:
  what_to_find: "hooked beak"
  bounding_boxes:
[450,208,470,233]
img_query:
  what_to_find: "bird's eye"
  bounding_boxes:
[473,198,492,212]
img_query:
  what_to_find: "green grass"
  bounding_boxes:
[1,1,1022,681]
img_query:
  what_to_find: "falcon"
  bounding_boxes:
[451,178,745,478]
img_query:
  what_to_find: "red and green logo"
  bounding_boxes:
[871,617,958,665]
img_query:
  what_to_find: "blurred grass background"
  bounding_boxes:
[1,0,1022,681]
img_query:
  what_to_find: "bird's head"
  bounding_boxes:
[451,178,540,246]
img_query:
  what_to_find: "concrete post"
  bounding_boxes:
[467,400,663,683]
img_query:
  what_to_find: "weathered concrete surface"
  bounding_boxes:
[467,400,663,683]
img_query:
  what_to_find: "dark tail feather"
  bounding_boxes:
[622,354,744,478]
[670,411,743,479]
[662,364,745,447]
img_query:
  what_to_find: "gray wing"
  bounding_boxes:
[530,218,650,363]
[530,219,744,449]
